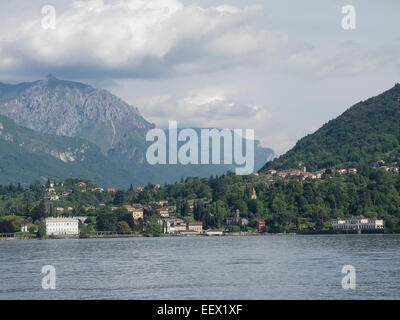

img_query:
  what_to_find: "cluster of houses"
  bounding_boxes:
[376,160,399,173]
[133,184,161,193]
[253,160,400,182]
[75,181,118,193]
[255,167,358,181]
[45,180,118,201]
[158,207,266,236]
[45,181,62,201]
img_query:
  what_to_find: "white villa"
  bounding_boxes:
[45,217,79,236]
[161,219,203,234]
[331,216,384,231]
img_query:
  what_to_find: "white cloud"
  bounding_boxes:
[286,42,400,78]
[136,86,273,138]
[0,0,287,79]
[1,0,397,82]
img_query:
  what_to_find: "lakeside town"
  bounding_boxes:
[1,160,396,240]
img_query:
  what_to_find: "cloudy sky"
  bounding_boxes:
[0,0,399,154]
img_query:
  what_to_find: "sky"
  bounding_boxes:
[0,0,399,154]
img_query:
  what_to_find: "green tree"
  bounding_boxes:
[146,215,161,237]
[96,208,117,231]
[113,190,125,206]
[117,221,132,233]
[37,222,46,238]
[31,201,47,222]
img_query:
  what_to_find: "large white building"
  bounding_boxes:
[331,216,384,231]
[45,217,79,236]
[161,218,203,234]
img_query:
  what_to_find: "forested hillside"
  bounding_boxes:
[261,84,400,172]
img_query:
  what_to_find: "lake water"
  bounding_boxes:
[0,234,399,299]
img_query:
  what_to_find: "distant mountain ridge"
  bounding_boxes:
[0,75,274,186]
[260,83,400,172]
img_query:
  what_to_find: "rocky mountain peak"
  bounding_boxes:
[0,76,153,159]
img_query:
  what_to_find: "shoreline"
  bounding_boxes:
[1,230,393,241]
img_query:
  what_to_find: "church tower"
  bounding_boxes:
[251,188,257,200]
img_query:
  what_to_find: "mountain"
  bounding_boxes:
[0,114,135,187]
[0,75,153,165]
[261,83,400,172]
[0,75,274,186]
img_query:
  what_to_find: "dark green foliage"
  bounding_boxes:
[96,208,117,231]
[116,221,132,233]
[180,200,190,217]
[0,219,16,233]
[37,221,46,238]
[30,180,45,201]
[262,84,400,172]
[113,190,125,206]
[145,215,162,237]
[31,201,47,222]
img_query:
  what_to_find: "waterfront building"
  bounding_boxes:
[173,222,188,233]
[256,220,266,233]
[204,229,224,236]
[162,219,202,234]
[45,217,79,236]
[187,221,203,234]
[331,216,384,230]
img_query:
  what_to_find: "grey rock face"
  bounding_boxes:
[0,75,153,162]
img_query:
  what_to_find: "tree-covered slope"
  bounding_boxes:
[261,83,400,172]
[0,114,136,187]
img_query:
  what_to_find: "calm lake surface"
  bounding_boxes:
[0,234,399,299]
